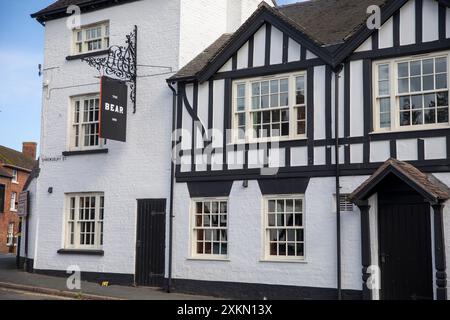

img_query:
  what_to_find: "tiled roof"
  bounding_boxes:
[169,0,390,80]
[0,145,36,171]
[350,158,450,202]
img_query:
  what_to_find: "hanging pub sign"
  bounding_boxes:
[18,191,29,217]
[100,76,128,142]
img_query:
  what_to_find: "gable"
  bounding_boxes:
[337,0,450,63]
[216,23,319,74]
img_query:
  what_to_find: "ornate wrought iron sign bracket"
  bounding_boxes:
[83,26,138,113]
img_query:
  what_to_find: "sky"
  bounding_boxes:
[0,0,300,152]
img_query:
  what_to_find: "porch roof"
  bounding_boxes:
[350,158,450,204]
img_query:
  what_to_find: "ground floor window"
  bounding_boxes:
[65,193,104,250]
[6,223,15,247]
[264,195,305,260]
[191,198,228,258]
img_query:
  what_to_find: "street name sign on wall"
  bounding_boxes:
[18,191,29,217]
[100,76,128,142]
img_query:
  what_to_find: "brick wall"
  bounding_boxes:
[0,167,29,254]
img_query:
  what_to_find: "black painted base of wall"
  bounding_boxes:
[170,278,362,300]
[17,257,34,273]
[14,261,362,300]
[33,269,134,286]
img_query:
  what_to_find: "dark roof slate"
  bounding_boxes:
[0,145,36,171]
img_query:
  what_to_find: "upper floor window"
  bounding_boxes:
[233,72,307,143]
[374,52,449,132]
[191,198,228,259]
[70,95,104,150]
[65,193,104,250]
[11,169,18,183]
[73,22,109,55]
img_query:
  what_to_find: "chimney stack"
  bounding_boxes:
[22,142,37,160]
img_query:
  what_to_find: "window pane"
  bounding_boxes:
[423,75,434,91]
[380,113,391,128]
[280,79,289,92]
[252,83,260,96]
[252,96,260,110]
[411,95,422,109]
[424,108,436,124]
[270,94,279,107]
[400,111,411,126]
[379,80,389,96]
[410,61,421,76]
[437,92,448,106]
[261,95,269,109]
[237,84,245,97]
[400,96,411,110]
[270,80,279,93]
[398,62,409,77]
[435,57,447,73]
[261,81,270,95]
[380,98,390,113]
[296,91,305,105]
[424,93,436,108]
[378,64,389,80]
[280,93,289,106]
[410,76,422,92]
[237,98,245,111]
[422,59,434,75]
[412,110,423,125]
[296,76,305,91]
[438,108,449,123]
[435,74,447,89]
[398,79,409,93]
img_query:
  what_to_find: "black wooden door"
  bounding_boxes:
[378,196,433,300]
[135,199,166,287]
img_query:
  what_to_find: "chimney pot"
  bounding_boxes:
[22,142,37,160]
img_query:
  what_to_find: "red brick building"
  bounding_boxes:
[0,143,36,254]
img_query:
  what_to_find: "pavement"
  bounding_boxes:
[0,253,214,300]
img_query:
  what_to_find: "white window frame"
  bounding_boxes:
[6,223,15,247]
[64,193,104,250]
[373,50,450,133]
[69,94,105,151]
[11,169,18,184]
[262,194,306,262]
[190,198,229,260]
[232,72,307,144]
[10,192,17,211]
[73,21,110,55]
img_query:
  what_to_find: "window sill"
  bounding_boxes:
[230,136,308,146]
[260,258,307,264]
[57,249,104,256]
[370,125,450,135]
[187,257,230,262]
[12,181,19,185]
[66,49,110,61]
[62,149,108,157]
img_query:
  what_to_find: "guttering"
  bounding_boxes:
[166,81,178,293]
[333,63,344,300]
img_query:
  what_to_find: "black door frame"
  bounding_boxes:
[135,199,167,288]
[377,194,433,300]
[356,197,447,300]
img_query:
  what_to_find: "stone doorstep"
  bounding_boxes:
[0,281,124,300]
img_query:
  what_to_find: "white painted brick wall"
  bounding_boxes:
[172,176,368,290]
[31,0,264,275]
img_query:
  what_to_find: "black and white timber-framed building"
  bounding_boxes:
[21,0,450,300]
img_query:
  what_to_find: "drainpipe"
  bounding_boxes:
[166,81,178,293]
[334,64,344,300]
